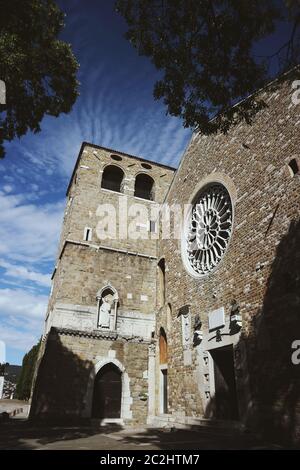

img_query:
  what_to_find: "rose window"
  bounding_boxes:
[183,184,233,276]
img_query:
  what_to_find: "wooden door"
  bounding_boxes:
[92,363,122,419]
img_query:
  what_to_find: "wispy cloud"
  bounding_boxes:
[0,288,47,320]
[0,1,193,363]
[0,259,51,288]
[0,287,47,352]
[3,184,13,193]
[0,191,64,263]
[0,323,44,353]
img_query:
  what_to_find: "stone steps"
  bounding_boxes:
[148,415,249,436]
[91,418,125,428]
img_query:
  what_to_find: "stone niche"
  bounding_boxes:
[96,284,119,330]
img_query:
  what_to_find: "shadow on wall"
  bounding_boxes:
[30,330,94,424]
[249,217,300,445]
[0,420,124,450]
[201,218,300,446]
[25,219,300,446]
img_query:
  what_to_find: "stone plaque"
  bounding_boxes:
[208,307,225,331]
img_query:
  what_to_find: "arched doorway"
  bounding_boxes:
[92,363,122,419]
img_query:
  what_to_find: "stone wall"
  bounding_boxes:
[48,302,155,339]
[33,145,173,425]
[30,328,150,425]
[158,69,300,443]
[57,144,174,259]
[47,242,157,322]
[31,70,300,441]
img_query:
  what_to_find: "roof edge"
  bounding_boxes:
[66,142,176,196]
[192,64,300,138]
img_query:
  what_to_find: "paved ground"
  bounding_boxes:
[0,399,30,418]
[0,401,289,450]
[0,419,285,450]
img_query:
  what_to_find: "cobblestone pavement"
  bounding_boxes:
[0,420,286,450]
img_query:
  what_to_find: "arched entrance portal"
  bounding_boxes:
[92,363,122,419]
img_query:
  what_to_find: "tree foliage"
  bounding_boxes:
[0,362,8,376]
[116,0,300,134]
[0,0,79,158]
[15,340,41,400]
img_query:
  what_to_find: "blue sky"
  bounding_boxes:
[0,0,294,365]
[0,0,192,365]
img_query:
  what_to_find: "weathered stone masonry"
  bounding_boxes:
[31,69,300,443]
[158,70,300,443]
[30,329,150,424]
[31,144,175,425]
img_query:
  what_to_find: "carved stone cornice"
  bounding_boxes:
[50,327,151,344]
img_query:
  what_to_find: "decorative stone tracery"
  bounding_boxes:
[183,183,233,277]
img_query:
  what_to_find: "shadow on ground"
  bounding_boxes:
[0,419,124,450]
[0,419,291,450]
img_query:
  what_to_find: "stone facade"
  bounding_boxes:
[30,329,150,425]
[30,144,174,425]
[157,69,300,444]
[31,69,300,443]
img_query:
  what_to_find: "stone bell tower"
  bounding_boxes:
[30,142,174,424]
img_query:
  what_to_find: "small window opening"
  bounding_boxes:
[158,258,166,307]
[288,158,299,177]
[141,162,152,170]
[111,154,122,162]
[101,165,124,192]
[150,220,156,232]
[84,227,92,241]
[134,173,155,200]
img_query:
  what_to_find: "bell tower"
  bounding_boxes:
[44,142,174,336]
[31,142,174,424]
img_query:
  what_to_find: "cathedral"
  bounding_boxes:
[30,68,300,444]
